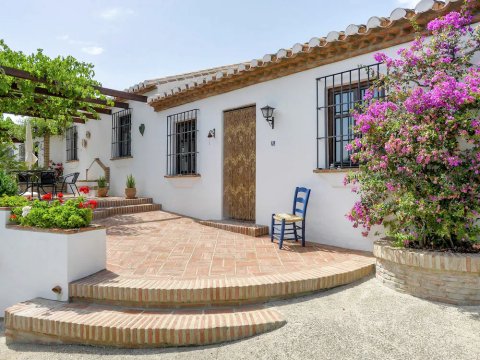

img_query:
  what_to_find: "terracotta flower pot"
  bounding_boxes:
[97,187,108,197]
[125,188,136,199]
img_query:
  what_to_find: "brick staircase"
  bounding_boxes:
[4,257,375,348]
[93,197,161,220]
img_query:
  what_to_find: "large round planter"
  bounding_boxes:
[374,240,480,305]
[125,187,136,199]
[97,187,108,197]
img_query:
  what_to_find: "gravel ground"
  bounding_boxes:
[0,277,479,360]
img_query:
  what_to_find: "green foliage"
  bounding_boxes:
[0,194,28,207]
[11,198,93,229]
[97,176,107,188]
[0,170,17,195]
[0,39,112,130]
[126,174,135,188]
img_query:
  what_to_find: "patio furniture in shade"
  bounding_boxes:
[58,172,80,196]
[271,187,311,249]
[37,171,57,198]
[17,172,32,195]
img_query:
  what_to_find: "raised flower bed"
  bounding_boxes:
[374,241,480,305]
[0,189,106,312]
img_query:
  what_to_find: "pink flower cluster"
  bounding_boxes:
[404,74,474,114]
[354,101,398,134]
[426,11,472,33]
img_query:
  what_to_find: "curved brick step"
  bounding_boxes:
[70,259,375,308]
[5,299,285,348]
[93,203,162,220]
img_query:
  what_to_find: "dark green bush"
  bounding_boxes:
[0,171,18,196]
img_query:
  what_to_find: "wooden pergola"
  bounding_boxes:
[0,66,148,124]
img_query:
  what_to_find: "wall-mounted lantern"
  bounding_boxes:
[261,105,275,129]
[207,129,216,138]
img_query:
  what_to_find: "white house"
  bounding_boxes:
[43,0,479,251]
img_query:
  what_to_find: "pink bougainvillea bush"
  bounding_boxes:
[345,2,480,251]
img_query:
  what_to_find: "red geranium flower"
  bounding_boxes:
[79,186,90,194]
[42,193,52,201]
[87,199,98,209]
[78,202,84,209]
[57,192,63,198]
[9,214,17,221]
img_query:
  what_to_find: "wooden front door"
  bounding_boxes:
[223,105,256,221]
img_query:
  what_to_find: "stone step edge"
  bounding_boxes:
[199,220,269,237]
[93,204,162,220]
[70,259,375,308]
[95,197,154,209]
[5,299,286,348]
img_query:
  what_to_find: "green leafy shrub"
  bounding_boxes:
[10,197,96,229]
[0,195,29,208]
[344,5,480,251]
[0,171,18,196]
[97,176,107,188]
[126,174,135,188]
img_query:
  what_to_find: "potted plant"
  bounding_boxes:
[97,176,108,197]
[125,174,136,199]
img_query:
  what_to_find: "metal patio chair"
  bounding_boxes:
[17,172,32,195]
[58,172,80,196]
[37,171,57,198]
[271,187,312,249]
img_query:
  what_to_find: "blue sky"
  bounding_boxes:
[0,0,418,90]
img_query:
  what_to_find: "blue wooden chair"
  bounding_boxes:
[271,187,311,249]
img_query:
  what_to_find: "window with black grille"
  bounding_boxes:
[316,63,385,169]
[65,126,78,161]
[18,143,25,161]
[112,109,132,158]
[166,109,198,176]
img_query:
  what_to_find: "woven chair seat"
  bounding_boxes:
[273,213,303,223]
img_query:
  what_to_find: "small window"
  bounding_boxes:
[112,109,132,158]
[316,63,385,169]
[18,143,25,161]
[166,109,198,176]
[66,126,78,161]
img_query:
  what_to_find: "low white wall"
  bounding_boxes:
[0,209,106,313]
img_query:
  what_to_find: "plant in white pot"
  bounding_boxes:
[125,174,136,199]
[96,176,108,197]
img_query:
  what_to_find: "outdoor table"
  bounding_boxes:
[8,169,56,199]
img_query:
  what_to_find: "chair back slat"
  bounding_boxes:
[40,171,56,185]
[292,186,311,219]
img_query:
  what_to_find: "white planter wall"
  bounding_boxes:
[0,209,106,312]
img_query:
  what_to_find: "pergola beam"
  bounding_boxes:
[10,82,129,110]
[0,66,147,103]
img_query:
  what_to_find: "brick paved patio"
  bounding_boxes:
[94,210,372,280]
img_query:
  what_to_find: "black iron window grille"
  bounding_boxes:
[112,109,132,158]
[18,143,25,161]
[316,63,386,169]
[66,126,78,161]
[166,109,199,176]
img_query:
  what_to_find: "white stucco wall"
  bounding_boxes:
[55,41,422,252]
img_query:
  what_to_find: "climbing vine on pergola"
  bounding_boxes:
[0,40,146,141]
